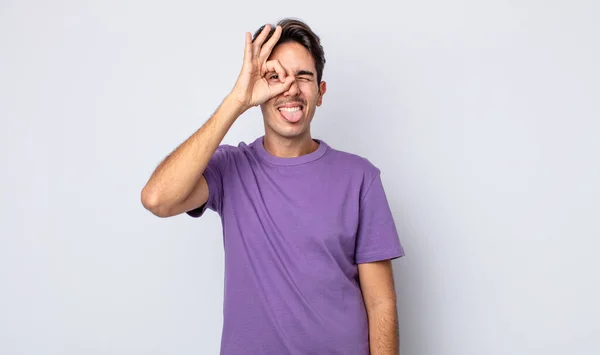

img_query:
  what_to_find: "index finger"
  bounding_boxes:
[259,25,282,61]
[265,59,288,82]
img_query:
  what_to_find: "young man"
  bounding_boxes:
[141,18,405,355]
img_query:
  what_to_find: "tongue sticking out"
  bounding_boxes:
[279,108,303,123]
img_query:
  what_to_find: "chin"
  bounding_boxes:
[273,127,306,139]
[267,122,307,139]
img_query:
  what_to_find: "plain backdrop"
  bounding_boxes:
[1,1,599,354]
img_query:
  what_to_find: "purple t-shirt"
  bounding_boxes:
[187,136,404,355]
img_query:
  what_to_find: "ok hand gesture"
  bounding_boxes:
[230,25,295,111]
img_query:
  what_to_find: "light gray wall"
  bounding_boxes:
[1,1,598,354]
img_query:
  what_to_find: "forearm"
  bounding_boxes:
[367,302,399,355]
[141,95,245,210]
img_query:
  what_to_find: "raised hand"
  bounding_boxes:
[230,24,295,111]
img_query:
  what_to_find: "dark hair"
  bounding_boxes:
[253,18,326,84]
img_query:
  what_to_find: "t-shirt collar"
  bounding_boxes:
[252,135,328,166]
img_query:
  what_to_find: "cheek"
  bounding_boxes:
[299,85,319,102]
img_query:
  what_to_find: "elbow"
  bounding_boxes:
[141,186,172,218]
[365,297,397,315]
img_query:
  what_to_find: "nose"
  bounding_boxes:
[283,78,299,97]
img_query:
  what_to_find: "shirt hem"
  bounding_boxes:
[355,248,405,264]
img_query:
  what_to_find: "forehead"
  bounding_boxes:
[268,41,316,73]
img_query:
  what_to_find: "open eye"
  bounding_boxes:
[269,74,279,81]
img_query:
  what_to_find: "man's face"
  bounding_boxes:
[260,41,327,140]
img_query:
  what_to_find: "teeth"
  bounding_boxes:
[279,106,301,112]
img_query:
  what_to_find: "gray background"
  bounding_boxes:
[1,1,599,354]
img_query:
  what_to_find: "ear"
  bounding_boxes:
[316,81,327,106]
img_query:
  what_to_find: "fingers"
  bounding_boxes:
[252,24,272,57]
[243,32,252,66]
[264,59,295,97]
[264,59,287,82]
[259,25,282,61]
[251,24,282,61]
[270,75,296,97]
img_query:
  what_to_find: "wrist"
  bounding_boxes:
[224,93,250,116]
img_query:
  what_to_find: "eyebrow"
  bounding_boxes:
[295,70,314,77]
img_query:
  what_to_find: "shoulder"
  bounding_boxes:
[204,141,255,174]
[214,142,248,154]
[212,140,255,159]
[323,142,381,180]
[321,143,386,202]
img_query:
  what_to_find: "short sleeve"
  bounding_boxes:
[354,171,405,264]
[186,145,231,218]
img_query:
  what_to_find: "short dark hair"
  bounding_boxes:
[253,18,326,84]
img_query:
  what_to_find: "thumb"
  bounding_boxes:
[270,76,296,97]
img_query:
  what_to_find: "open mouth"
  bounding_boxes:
[278,105,304,123]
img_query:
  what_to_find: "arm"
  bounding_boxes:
[141,24,294,217]
[358,259,399,355]
[141,97,243,217]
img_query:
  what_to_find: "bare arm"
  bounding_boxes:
[358,259,399,355]
[141,97,243,217]
[141,24,294,218]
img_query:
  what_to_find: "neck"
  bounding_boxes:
[262,132,319,158]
